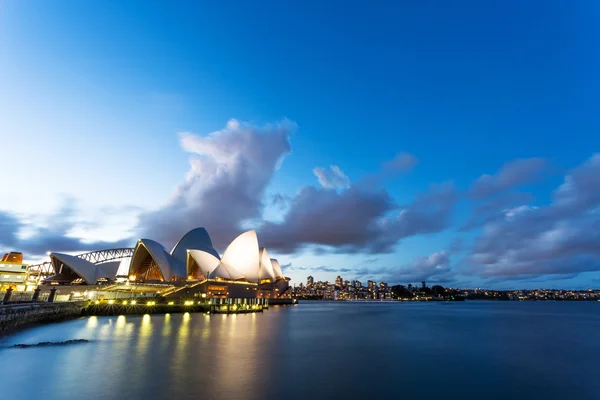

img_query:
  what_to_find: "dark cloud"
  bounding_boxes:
[388,250,452,283]
[0,210,20,247]
[280,262,292,271]
[469,158,548,199]
[259,185,395,253]
[270,194,292,208]
[351,250,453,284]
[460,191,534,231]
[137,119,295,251]
[260,180,457,254]
[0,202,132,257]
[388,182,457,240]
[467,154,600,279]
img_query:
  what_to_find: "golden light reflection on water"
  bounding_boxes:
[201,313,210,341]
[133,314,154,369]
[86,316,98,328]
[114,315,127,336]
[129,314,154,389]
[161,313,172,338]
[172,312,192,373]
[208,313,273,398]
[4,308,284,400]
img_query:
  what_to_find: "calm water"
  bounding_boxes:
[2,301,599,399]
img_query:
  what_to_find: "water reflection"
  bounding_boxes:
[1,302,599,400]
[86,316,98,328]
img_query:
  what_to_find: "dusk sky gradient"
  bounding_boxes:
[1,1,600,288]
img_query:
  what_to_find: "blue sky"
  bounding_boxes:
[1,1,600,288]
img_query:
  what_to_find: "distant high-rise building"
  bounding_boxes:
[355,280,362,288]
[368,280,376,289]
[307,275,314,286]
[335,275,343,287]
[380,282,388,288]
[422,281,426,289]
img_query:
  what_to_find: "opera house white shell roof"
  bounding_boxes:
[260,248,276,282]
[49,252,121,285]
[271,258,284,279]
[128,227,287,284]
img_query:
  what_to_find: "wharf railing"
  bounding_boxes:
[1,288,74,305]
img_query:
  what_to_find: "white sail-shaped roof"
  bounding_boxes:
[220,230,260,283]
[48,254,123,284]
[96,261,121,280]
[208,262,246,281]
[259,248,275,282]
[171,227,220,262]
[271,258,284,279]
[50,253,98,284]
[129,239,186,281]
[187,249,220,279]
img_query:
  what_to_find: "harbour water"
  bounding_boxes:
[1,301,599,399]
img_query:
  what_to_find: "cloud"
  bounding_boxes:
[351,250,453,284]
[0,201,132,257]
[388,182,457,240]
[382,152,419,174]
[260,181,457,254]
[460,191,535,231]
[361,152,419,187]
[137,119,295,250]
[284,263,350,274]
[313,165,350,189]
[271,193,292,208]
[467,154,600,279]
[259,185,395,253]
[391,250,452,282]
[0,210,21,247]
[0,122,445,260]
[469,158,548,199]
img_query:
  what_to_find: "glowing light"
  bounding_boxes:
[168,301,174,305]
[201,293,206,298]
[123,300,128,305]
[94,300,100,305]
[131,300,137,305]
[86,316,98,328]
[108,300,114,305]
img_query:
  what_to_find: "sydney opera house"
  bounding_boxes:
[39,228,290,301]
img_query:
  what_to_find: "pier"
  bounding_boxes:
[83,297,270,316]
[0,301,87,335]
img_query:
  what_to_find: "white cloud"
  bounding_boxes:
[313,165,350,189]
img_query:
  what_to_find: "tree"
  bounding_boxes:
[391,285,412,299]
[432,285,445,296]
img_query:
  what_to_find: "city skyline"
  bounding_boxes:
[1,1,600,290]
